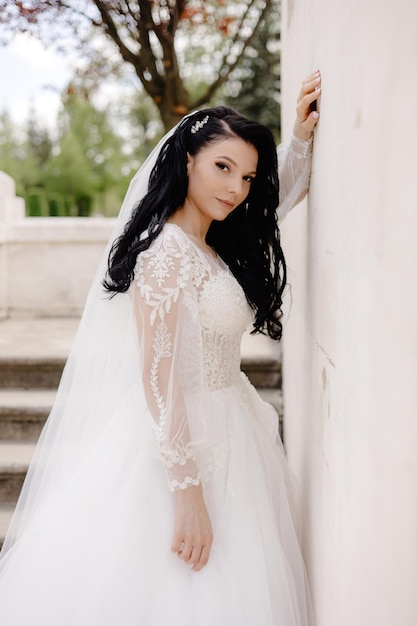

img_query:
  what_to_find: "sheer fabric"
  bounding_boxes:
[0,133,315,626]
[132,225,253,491]
[278,134,313,223]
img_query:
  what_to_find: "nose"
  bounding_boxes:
[228,175,243,197]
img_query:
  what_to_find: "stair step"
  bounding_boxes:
[242,358,281,388]
[0,357,65,389]
[241,333,282,389]
[0,441,36,505]
[0,389,55,440]
[0,317,76,389]
[0,504,14,551]
[0,356,279,389]
[0,318,281,389]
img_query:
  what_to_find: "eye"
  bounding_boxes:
[215,162,229,172]
[243,175,255,183]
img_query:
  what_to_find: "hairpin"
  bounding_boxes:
[190,115,209,134]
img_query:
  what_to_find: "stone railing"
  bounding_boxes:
[0,171,115,318]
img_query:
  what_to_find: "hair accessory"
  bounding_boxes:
[190,115,209,134]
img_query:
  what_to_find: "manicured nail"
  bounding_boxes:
[315,86,321,93]
[312,111,320,119]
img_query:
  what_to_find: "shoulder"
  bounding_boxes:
[137,223,196,271]
[134,223,208,291]
[150,223,194,257]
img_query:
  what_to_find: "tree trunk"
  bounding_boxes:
[148,71,194,131]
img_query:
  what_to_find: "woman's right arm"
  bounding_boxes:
[277,71,321,224]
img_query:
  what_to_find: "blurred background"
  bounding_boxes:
[0,0,281,218]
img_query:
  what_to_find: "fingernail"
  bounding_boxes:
[312,111,320,119]
[315,86,321,93]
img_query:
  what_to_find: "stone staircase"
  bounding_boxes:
[0,318,282,550]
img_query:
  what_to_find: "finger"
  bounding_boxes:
[185,544,203,566]
[298,74,321,102]
[192,544,211,572]
[300,110,320,132]
[302,70,321,85]
[171,534,183,553]
[297,88,321,118]
[177,540,193,562]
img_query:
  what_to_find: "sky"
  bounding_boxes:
[0,33,74,128]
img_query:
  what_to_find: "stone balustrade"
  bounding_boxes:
[0,172,115,318]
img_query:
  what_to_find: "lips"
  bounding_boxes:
[217,198,234,209]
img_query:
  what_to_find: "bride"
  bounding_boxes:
[0,72,320,625]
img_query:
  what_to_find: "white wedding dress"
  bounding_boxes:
[0,135,315,625]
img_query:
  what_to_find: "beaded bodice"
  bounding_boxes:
[198,267,251,390]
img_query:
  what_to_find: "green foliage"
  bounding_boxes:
[0,110,52,197]
[47,192,66,217]
[120,91,164,165]
[26,187,49,217]
[218,1,281,140]
[59,94,124,195]
[26,106,53,167]
[0,111,25,187]
[45,130,95,199]
[0,90,158,217]
[75,193,93,217]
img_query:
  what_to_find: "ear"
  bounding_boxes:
[186,152,194,175]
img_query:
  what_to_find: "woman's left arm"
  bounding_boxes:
[277,71,321,224]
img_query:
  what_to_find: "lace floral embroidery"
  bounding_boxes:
[134,225,253,490]
[134,228,211,489]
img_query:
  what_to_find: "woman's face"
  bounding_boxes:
[184,136,258,227]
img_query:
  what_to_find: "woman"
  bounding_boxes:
[0,72,320,625]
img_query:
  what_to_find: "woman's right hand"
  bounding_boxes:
[293,70,321,141]
[171,484,213,572]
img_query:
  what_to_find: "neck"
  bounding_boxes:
[168,204,211,242]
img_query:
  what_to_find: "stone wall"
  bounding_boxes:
[280,2,417,625]
[0,172,114,318]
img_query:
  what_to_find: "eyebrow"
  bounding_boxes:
[215,155,257,176]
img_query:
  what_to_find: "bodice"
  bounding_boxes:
[198,268,252,391]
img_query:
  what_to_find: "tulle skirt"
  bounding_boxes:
[0,373,314,626]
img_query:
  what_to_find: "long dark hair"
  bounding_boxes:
[103,106,286,340]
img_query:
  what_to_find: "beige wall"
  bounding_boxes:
[280,2,417,625]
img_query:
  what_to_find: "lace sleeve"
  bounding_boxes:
[132,229,205,491]
[277,134,313,224]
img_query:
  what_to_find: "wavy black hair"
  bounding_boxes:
[103,106,286,340]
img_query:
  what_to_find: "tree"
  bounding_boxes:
[26,106,53,168]
[219,1,281,139]
[59,92,124,194]
[0,110,42,195]
[45,129,96,212]
[0,0,274,130]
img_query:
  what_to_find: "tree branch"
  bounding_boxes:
[192,0,273,108]
[92,0,164,96]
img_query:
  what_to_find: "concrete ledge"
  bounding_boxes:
[7,217,116,242]
[1,214,116,316]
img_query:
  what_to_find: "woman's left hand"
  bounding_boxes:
[293,70,321,141]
